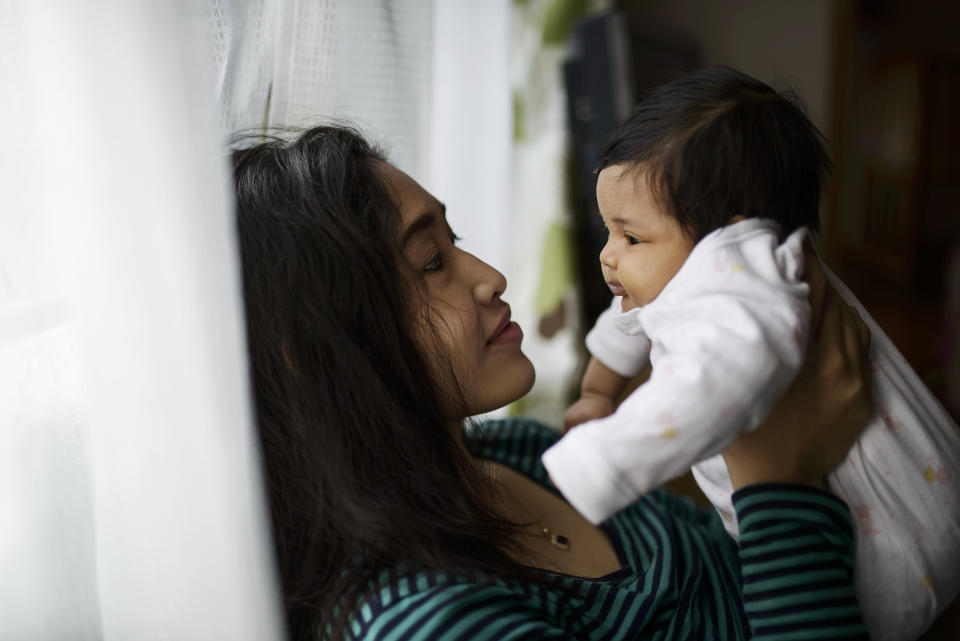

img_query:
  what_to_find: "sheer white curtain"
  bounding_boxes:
[211,0,435,180]
[0,1,517,638]
[426,1,512,276]
[0,1,282,639]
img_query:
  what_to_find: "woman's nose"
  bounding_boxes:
[470,254,507,303]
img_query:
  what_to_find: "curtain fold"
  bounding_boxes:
[1,2,283,639]
[0,1,525,637]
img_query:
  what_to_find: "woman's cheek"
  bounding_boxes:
[420,303,481,406]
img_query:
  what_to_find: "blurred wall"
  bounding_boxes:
[618,0,833,141]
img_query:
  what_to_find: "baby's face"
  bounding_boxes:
[596,165,695,311]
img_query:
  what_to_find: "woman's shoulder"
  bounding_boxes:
[349,570,566,641]
[467,416,559,481]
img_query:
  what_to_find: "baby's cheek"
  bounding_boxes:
[625,249,688,306]
[619,255,658,307]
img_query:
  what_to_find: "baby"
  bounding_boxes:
[541,67,960,641]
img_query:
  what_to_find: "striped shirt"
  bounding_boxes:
[348,418,867,640]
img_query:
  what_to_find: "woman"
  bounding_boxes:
[232,125,873,640]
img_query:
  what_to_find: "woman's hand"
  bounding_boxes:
[723,257,873,490]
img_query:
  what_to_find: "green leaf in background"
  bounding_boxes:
[535,221,575,315]
[512,91,526,142]
[541,0,589,46]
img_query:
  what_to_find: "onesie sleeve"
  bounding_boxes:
[584,296,651,377]
[543,225,811,524]
[734,484,869,640]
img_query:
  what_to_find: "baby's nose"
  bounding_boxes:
[599,242,618,269]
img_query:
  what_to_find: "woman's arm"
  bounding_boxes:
[734,484,866,640]
[722,256,873,489]
[722,256,873,640]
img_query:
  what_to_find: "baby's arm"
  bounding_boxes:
[546,297,807,524]
[563,357,626,432]
[544,226,812,524]
[565,296,653,432]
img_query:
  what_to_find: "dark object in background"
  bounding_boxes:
[827,0,960,424]
[563,11,698,329]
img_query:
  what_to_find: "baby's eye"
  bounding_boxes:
[626,234,641,246]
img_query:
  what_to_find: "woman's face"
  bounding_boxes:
[378,162,535,416]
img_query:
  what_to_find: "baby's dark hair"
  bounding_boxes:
[599,66,831,242]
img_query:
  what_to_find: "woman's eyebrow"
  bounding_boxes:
[401,203,447,247]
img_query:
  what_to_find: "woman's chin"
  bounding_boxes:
[470,354,536,415]
[514,357,536,398]
[513,350,536,389]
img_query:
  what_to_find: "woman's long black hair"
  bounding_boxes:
[231,126,540,640]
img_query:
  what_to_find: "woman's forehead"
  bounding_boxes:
[377,161,445,231]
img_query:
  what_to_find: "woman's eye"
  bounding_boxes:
[423,253,443,272]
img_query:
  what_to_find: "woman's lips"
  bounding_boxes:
[607,282,627,297]
[489,321,523,344]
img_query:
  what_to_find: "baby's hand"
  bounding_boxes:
[563,394,615,433]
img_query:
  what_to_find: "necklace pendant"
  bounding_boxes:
[540,526,570,550]
[549,533,570,550]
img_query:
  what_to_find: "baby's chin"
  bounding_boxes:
[620,288,665,311]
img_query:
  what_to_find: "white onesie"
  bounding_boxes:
[541,218,960,641]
